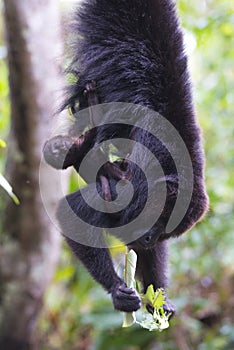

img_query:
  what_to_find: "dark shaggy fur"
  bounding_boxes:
[43,0,208,314]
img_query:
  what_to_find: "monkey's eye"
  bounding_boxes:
[144,235,152,244]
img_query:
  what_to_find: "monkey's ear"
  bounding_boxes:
[156,175,178,198]
[166,175,179,198]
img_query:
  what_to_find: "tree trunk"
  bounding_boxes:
[0,1,65,348]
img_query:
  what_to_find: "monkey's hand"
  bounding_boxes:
[111,283,142,312]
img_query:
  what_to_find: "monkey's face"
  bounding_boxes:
[127,222,165,250]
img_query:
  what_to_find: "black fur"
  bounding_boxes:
[43,0,208,314]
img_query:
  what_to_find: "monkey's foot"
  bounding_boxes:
[163,299,176,319]
[112,283,142,312]
[146,298,176,320]
[43,135,84,169]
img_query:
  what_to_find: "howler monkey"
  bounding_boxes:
[43,0,208,315]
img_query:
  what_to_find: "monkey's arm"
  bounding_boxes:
[65,237,141,312]
[57,189,141,312]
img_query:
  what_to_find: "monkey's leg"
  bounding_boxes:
[135,240,175,317]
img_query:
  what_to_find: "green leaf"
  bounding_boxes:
[122,312,136,328]
[108,143,122,163]
[144,284,155,304]
[138,286,170,331]
[136,310,170,332]
[122,249,137,328]
[0,173,20,205]
[143,285,166,308]
[152,290,166,309]
[121,254,170,331]
[124,249,137,289]
[0,139,6,148]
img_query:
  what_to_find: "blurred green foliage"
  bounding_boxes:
[0,0,233,349]
[0,5,9,174]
